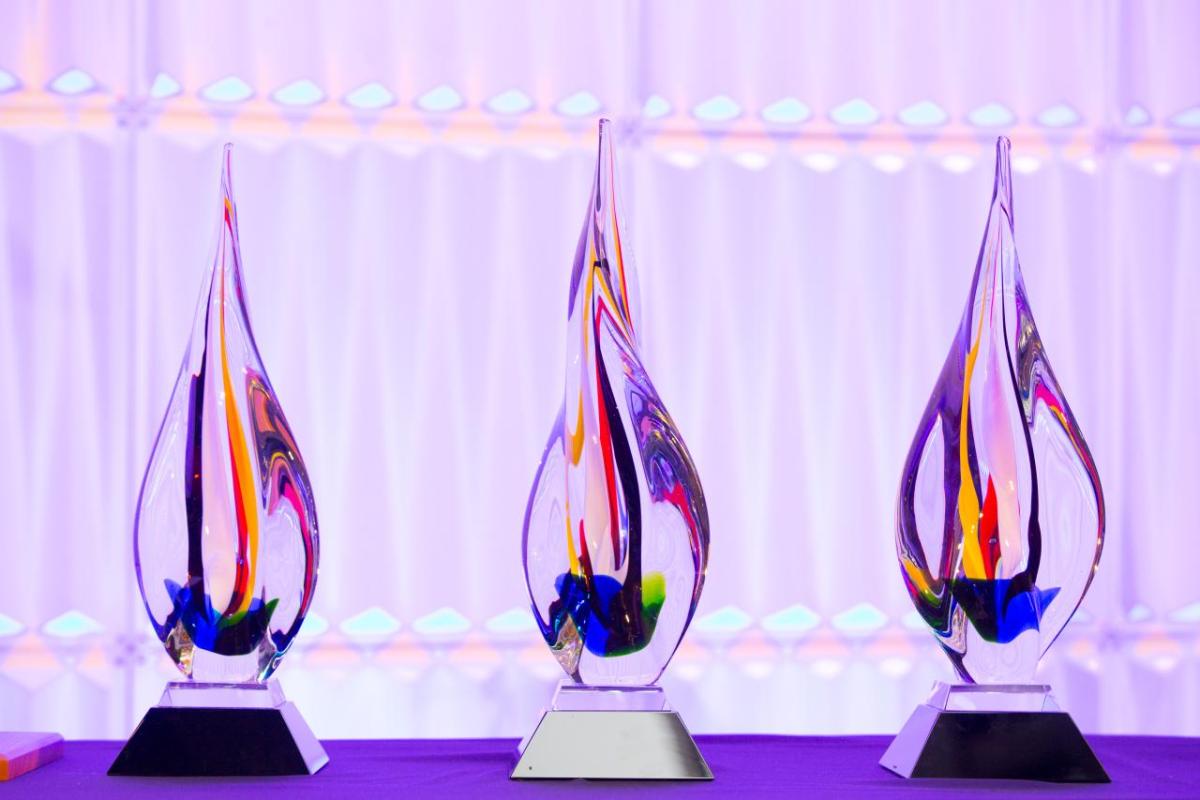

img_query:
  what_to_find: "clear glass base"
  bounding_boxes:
[551,680,668,712]
[159,679,286,710]
[927,681,1060,712]
[175,639,278,684]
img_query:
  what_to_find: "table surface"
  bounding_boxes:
[1,735,1196,799]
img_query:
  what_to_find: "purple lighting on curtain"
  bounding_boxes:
[0,1,1198,742]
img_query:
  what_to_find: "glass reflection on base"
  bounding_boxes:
[108,680,328,777]
[881,681,1108,783]
[511,681,711,781]
[550,682,667,712]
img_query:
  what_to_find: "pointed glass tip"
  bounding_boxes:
[993,136,1013,223]
[219,143,238,226]
[221,143,234,189]
[596,118,617,167]
[593,119,616,209]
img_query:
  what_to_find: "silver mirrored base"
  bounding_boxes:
[512,683,711,781]
[880,682,1108,783]
[511,709,712,780]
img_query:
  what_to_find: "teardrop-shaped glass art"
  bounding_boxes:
[134,146,319,684]
[896,137,1104,684]
[522,120,710,687]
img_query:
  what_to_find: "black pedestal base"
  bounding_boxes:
[881,704,1109,783]
[108,703,328,777]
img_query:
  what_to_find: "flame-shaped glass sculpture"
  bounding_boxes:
[521,120,710,688]
[896,137,1104,685]
[134,146,319,685]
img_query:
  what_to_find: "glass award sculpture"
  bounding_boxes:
[880,137,1107,783]
[511,120,711,781]
[110,146,327,777]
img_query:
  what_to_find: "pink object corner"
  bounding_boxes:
[0,732,64,780]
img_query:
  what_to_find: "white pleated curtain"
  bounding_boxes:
[0,0,1198,738]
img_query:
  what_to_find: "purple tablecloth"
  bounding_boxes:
[1,736,1196,798]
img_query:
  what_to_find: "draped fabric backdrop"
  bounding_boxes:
[1,1,1199,739]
